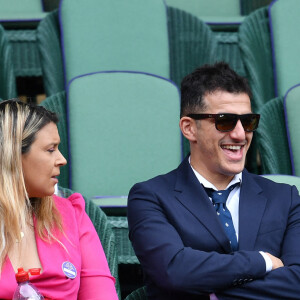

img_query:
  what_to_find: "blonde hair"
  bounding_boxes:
[0,99,63,267]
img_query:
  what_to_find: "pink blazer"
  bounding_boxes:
[0,193,118,300]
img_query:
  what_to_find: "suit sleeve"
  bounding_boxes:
[127,182,266,295]
[216,185,300,300]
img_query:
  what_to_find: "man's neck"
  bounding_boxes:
[189,157,240,190]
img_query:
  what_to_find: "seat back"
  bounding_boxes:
[165,0,243,24]
[124,286,147,300]
[256,96,292,174]
[59,0,169,86]
[239,6,275,113]
[0,0,46,22]
[167,6,218,88]
[269,0,300,97]
[283,84,300,175]
[167,6,219,157]
[67,71,181,199]
[240,0,273,15]
[0,25,17,100]
[37,10,64,97]
[261,174,300,192]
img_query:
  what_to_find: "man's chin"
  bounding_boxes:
[223,162,245,176]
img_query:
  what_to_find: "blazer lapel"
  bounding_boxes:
[238,170,267,250]
[174,157,232,252]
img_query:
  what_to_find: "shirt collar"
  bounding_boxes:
[189,156,242,191]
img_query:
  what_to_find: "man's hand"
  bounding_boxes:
[266,252,284,270]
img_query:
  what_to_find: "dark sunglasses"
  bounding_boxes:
[187,113,260,132]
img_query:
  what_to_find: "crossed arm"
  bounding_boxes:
[128,183,300,299]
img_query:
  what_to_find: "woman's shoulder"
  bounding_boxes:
[53,192,86,216]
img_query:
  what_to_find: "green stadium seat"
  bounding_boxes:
[124,286,147,300]
[238,6,276,175]
[167,6,218,87]
[256,96,292,174]
[283,84,300,176]
[5,29,42,78]
[165,0,244,25]
[269,0,300,97]
[215,31,246,77]
[107,216,138,265]
[167,6,218,157]
[37,5,219,181]
[0,0,47,25]
[67,71,182,200]
[239,6,275,114]
[261,174,300,191]
[38,5,221,99]
[59,0,169,86]
[37,5,221,105]
[240,0,273,15]
[37,10,64,96]
[0,25,17,100]
[167,3,247,104]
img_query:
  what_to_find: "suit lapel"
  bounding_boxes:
[174,157,232,252]
[238,170,267,250]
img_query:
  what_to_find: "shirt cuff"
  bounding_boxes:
[259,251,272,272]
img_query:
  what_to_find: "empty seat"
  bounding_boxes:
[269,0,300,97]
[167,6,218,88]
[261,174,300,191]
[239,6,275,113]
[283,84,300,175]
[165,0,244,25]
[37,10,64,96]
[240,0,273,15]
[167,6,218,157]
[0,25,17,100]
[38,5,220,101]
[67,71,182,199]
[256,96,291,174]
[124,286,147,300]
[107,216,138,265]
[0,0,46,23]
[59,0,169,86]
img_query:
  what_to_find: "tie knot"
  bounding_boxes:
[205,182,239,205]
[209,189,230,204]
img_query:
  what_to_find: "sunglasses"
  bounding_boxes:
[187,113,260,132]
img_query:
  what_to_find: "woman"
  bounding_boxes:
[0,99,118,299]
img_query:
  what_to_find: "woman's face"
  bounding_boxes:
[22,122,67,198]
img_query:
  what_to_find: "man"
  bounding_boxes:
[127,62,300,299]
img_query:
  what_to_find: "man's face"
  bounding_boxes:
[190,91,253,185]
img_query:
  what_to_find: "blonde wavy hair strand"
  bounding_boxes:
[0,100,64,268]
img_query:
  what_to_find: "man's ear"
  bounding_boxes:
[179,117,197,142]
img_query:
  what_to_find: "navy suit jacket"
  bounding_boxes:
[128,156,300,300]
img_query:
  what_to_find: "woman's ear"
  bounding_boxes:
[179,117,197,142]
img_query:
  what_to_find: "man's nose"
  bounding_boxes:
[229,120,246,140]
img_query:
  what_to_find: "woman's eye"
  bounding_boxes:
[48,148,55,153]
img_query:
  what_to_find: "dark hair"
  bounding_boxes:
[180,62,252,117]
